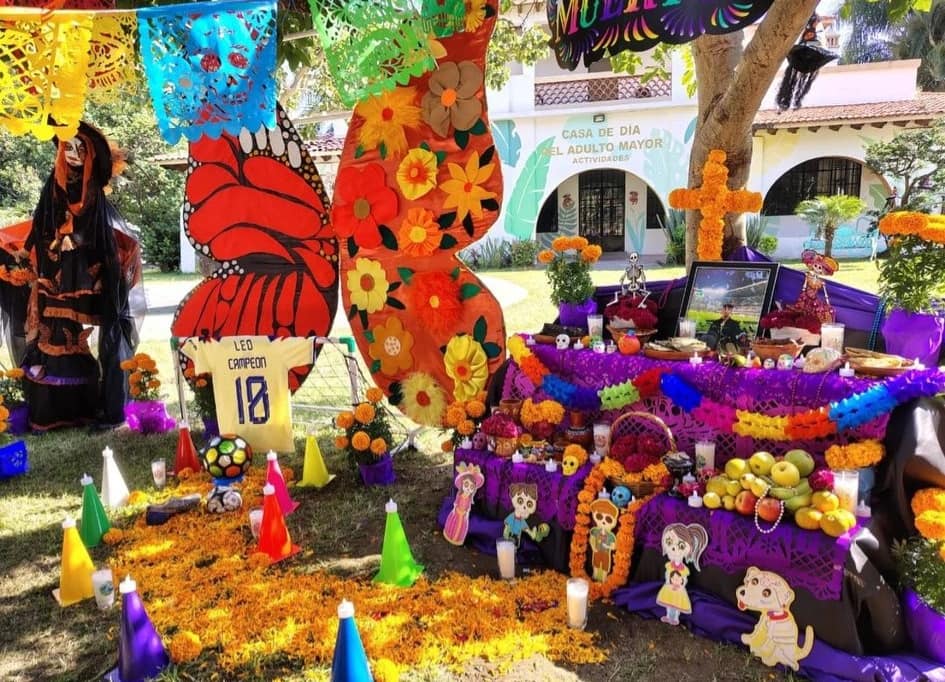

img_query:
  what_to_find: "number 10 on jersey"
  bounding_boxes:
[235,376,270,425]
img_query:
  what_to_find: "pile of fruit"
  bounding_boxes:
[703,449,857,537]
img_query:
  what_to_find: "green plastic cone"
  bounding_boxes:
[79,474,110,548]
[373,499,423,587]
[296,434,335,488]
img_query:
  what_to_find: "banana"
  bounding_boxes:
[785,493,813,513]
[769,486,797,500]
[794,480,812,496]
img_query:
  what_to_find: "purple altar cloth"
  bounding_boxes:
[451,449,591,530]
[637,495,853,601]
[504,346,890,460]
[614,583,945,682]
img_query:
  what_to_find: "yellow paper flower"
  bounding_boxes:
[347,259,389,313]
[400,371,448,425]
[444,334,488,401]
[464,0,486,32]
[440,151,497,223]
[397,207,440,257]
[395,148,438,200]
[355,86,421,158]
[368,316,415,376]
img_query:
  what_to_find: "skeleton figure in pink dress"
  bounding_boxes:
[443,463,484,546]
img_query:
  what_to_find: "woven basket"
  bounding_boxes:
[608,411,676,496]
[752,338,804,363]
[607,325,657,345]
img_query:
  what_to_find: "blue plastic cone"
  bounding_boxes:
[331,600,373,682]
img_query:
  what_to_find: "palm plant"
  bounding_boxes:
[894,1,945,92]
[841,0,895,64]
[794,195,866,258]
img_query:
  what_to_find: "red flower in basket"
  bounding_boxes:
[529,420,556,441]
[480,413,520,439]
[610,435,638,460]
[638,433,665,459]
[760,309,822,335]
[605,295,659,329]
[623,452,658,473]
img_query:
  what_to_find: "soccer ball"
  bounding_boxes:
[200,434,252,480]
[206,485,243,514]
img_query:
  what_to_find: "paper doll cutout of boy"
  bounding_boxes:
[588,498,619,582]
[503,483,550,547]
[443,463,484,546]
[657,522,709,625]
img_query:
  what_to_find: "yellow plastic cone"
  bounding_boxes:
[296,434,335,488]
[54,516,95,607]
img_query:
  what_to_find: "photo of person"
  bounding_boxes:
[704,302,747,351]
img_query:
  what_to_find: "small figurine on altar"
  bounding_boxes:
[657,523,709,626]
[619,251,649,301]
[588,497,619,582]
[761,250,838,341]
[503,483,550,547]
[443,463,485,546]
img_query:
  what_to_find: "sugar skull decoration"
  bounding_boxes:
[737,567,814,670]
[503,483,550,547]
[555,333,571,350]
[611,485,632,508]
[589,497,619,582]
[657,523,708,626]
[200,435,253,482]
[471,431,489,450]
[561,444,589,476]
[206,485,243,513]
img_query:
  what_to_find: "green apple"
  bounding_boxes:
[739,472,757,490]
[749,477,771,498]
[725,479,742,497]
[724,458,749,480]
[749,451,776,476]
[722,494,737,511]
[784,449,816,477]
[706,476,729,497]
[770,461,801,488]
[704,492,722,509]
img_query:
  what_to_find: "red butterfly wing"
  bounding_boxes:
[172,105,338,390]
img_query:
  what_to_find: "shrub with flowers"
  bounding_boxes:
[440,392,487,452]
[183,366,216,420]
[0,398,9,442]
[537,236,602,305]
[335,387,393,466]
[0,368,25,406]
[121,353,161,401]
[878,212,945,312]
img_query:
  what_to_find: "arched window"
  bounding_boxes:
[763,157,863,216]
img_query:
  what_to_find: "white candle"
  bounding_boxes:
[566,578,589,629]
[525,336,536,346]
[573,340,584,350]
[597,489,611,500]
[151,459,166,489]
[839,362,855,378]
[496,539,516,579]
[248,508,263,540]
[834,470,859,514]
[820,323,845,353]
[589,452,602,465]
[545,459,558,472]
[511,451,524,464]
[694,441,716,470]
[689,352,703,366]
[688,492,704,508]
[606,342,617,353]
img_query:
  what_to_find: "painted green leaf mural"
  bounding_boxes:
[504,137,555,240]
[491,120,522,168]
[644,128,688,199]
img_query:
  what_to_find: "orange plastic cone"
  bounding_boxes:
[256,484,299,562]
[174,422,201,475]
[53,516,95,606]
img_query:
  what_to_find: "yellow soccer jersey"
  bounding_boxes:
[182,336,314,453]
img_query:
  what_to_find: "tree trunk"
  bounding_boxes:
[824,222,836,258]
[686,0,820,268]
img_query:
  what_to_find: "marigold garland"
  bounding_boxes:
[824,440,884,471]
[880,211,945,244]
[915,510,945,542]
[912,488,945,518]
[103,467,607,674]
[569,457,661,601]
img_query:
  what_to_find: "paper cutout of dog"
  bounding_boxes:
[736,567,814,670]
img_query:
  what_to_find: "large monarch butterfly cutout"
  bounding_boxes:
[172,104,338,390]
[331,0,506,426]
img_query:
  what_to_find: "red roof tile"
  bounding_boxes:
[754,92,945,129]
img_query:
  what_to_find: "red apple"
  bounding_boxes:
[757,497,783,523]
[734,490,758,516]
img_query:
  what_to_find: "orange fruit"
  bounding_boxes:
[618,333,641,355]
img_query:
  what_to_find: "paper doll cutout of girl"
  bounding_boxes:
[503,483,550,547]
[588,498,619,582]
[443,463,484,546]
[657,522,708,625]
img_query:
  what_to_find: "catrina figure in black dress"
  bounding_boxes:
[0,122,144,431]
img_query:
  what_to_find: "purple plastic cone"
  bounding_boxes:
[331,600,373,682]
[106,576,169,682]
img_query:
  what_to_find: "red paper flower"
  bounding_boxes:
[633,368,664,399]
[332,163,398,249]
[407,271,464,335]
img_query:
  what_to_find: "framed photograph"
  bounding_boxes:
[679,261,780,339]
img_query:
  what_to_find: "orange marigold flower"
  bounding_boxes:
[351,431,371,451]
[169,630,203,663]
[912,488,945,518]
[442,439,454,452]
[335,435,350,449]
[130,386,141,397]
[336,412,355,429]
[147,379,160,389]
[177,467,194,479]
[370,438,388,455]
[119,359,136,371]
[102,528,125,545]
[127,490,149,506]
[466,400,486,418]
[195,378,208,388]
[354,402,376,425]
[247,552,271,570]
[129,371,142,384]
[457,419,475,436]
[365,387,385,404]
[537,249,554,264]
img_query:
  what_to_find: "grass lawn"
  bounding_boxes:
[0,259,880,681]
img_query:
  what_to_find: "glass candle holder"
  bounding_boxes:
[820,323,845,353]
[694,440,716,470]
[679,318,697,338]
[834,469,859,514]
[151,459,166,489]
[496,538,516,579]
[566,578,589,629]
[592,422,611,458]
[586,314,604,342]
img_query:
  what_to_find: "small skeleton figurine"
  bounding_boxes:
[619,251,650,304]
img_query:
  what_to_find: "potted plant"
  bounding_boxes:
[0,396,28,479]
[184,366,218,436]
[877,212,945,365]
[537,236,603,328]
[335,388,395,485]
[441,393,488,453]
[121,353,175,434]
[894,536,945,664]
[0,368,27,435]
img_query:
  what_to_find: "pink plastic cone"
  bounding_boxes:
[265,451,299,516]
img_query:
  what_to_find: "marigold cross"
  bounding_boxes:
[669,150,762,261]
